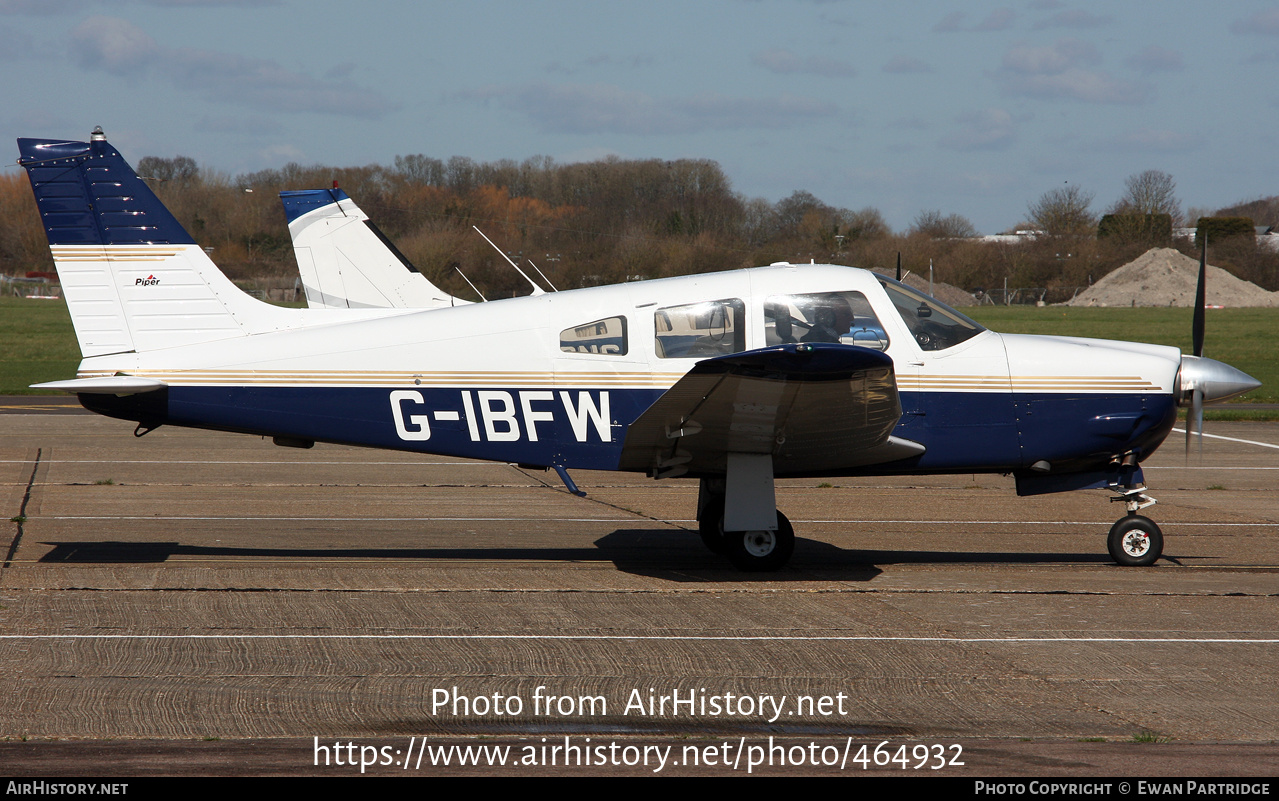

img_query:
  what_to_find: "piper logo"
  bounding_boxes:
[135,275,159,286]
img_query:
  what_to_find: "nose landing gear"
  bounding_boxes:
[1108,486,1163,566]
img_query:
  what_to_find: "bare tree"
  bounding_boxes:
[1027,184,1097,236]
[910,209,977,239]
[137,155,199,184]
[1109,170,1181,221]
[841,206,891,240]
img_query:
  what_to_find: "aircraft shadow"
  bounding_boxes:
[37,528,1120,582]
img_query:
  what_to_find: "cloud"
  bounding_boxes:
[940,107,1015,151]
[933,11,965,32]
[141,0,278,6]
[882,55,932,74]
[974,8,1016,31]
[546,53,653,75]
[1002,38,1099,73]
[0,0,84,14]
[1230,8,1279,35]
[0,22,37,58]
[0,0,274,12]
[462,83,837,135]
[995,39,1151,104]
[70,16,396,117]
[1124,45,1183,74]
[1033,9,1112,29]
[752,49,856,77]
[934,8,1015,33]
[196,114,283,135]
[72,15,160,74]
[1100,128,1204,153]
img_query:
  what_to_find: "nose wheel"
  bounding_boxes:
[1107,514,1163,566]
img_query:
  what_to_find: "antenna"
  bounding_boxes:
[526,259,558,292]
[454,266,487,302]
[472,226,546,295]
[327,180,348,218]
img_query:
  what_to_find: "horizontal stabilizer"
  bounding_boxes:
[31,376,167,395]
[619,343,921,477]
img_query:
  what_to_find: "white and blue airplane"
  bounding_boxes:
[18,129,1261,570]
[279,186,470,309]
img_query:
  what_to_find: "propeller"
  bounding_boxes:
[1179,235,1261,460]
[896,252,902,282]
[1186,238,1206,460]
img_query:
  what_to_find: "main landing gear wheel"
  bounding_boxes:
[1107,515,1163,567]
[725,510,795,572]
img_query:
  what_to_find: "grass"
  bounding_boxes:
[2,296,1275,407]
[0,296,80,394]
[1131,729,1171,744]
[968,306,1278,405]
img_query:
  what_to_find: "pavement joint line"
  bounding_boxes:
[2,633,1277,644]
[1170,428,1279,449]
[3,447,41,570]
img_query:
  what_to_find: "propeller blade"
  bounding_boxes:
[1193,237,1206,358]
[896,252,902,282]
[1185,385,1204,461]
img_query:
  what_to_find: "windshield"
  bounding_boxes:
[877,278,985,351]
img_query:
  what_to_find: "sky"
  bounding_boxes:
[3,0,1278,234]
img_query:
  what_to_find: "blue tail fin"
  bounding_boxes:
[17,129,196,246]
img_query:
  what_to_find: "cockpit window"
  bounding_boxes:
[654,298,746,359]
[766,291,889,351]
[878,278,984,351]
[560,316,628,355]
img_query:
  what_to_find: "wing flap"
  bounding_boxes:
[619,343,922,476]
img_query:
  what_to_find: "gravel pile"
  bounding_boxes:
[1064,247,1279,307]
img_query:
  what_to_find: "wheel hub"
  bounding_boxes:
[742,530,777,557]
[1122,530,1150,557]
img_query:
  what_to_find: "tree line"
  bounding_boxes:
[1,154,1275,300]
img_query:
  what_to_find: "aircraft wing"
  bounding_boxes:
[618,343,923,477]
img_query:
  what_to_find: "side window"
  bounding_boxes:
[560,316,628,355]
[654,298,746,359]
[765,291,888,351]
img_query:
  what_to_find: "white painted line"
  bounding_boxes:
[1144,466,1279,470]
[38,516,1276,527]
[1,633,1276,644]
[0,459,486,466]
[44,515,635,522]
[1172,428,1279,450]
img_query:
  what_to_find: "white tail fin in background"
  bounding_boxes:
[281,188,467,309]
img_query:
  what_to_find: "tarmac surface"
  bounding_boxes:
[1,403,1276,777]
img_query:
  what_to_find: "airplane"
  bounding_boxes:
[17,128,1262,571]
[279,186,469,309]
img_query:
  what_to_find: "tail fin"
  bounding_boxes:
[17,129,295,357]
[281,188,467,309]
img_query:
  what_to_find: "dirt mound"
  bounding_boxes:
[1064,248,1279,307]
[873,270,976,307]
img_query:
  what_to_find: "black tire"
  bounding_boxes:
[697,496,728,554]
[1107,515,1163,567]
[726,510,795,572]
